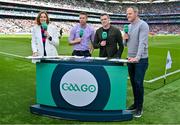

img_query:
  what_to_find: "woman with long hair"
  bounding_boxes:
[31,11,59,56]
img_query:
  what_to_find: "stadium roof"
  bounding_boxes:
[95,0,179,3]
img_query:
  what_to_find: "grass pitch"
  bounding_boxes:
[0,34,179,124]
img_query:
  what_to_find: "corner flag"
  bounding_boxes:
[166,50,172,70]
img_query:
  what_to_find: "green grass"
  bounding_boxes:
[0,34,180,124]
[145,35,180,89]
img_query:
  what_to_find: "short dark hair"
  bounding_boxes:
[100,13,110,19]
[80,12,88,17]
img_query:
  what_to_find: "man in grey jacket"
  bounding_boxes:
[124,6,149,118]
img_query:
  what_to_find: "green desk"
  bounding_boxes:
[30,57,132,121]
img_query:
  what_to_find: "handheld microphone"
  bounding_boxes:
[102,31,107,40]
[79,28,84,38]
[41,21,48,31]
[101,31,107,46]
[123,24,129,42]
[41,21,52,40]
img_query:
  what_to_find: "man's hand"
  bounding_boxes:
[123,33,129,42]
[89,44,94,54]
[32,52,38,57]
[69,38,82,45]
[74,38,81,43]
[100,40,106,46]
[128,57,139,63]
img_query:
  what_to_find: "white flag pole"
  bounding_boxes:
[164,67,167,84]
[164,50,172,84]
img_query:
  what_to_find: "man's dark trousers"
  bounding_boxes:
[127,58,148,110]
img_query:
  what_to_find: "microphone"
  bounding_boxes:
[102,31,107,40]
[79,28,84,38]
[41,22,52,41]
[123,24,129,42]
[41,21,48,31]
[101,31,107,46]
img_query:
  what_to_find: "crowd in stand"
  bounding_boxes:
[0,19,179,34]
[0,19,33,34]
[0,0,179,34]
[149,24,180,34]
[4,0,180,14]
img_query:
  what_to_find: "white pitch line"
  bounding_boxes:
[0,51,25,58]
[144,69,180,83]
[0,51,179,83]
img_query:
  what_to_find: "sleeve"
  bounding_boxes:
[49,25,59,47]
[68,26,76,43]
[90,28,95,42]
[136,22,149,60]
[31,26,38,53]
[116,29,124,58]
[93,29,101,49]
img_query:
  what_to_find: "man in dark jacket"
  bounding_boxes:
[93,13,124,58]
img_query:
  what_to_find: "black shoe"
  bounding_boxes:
[133,109,143,118]
[127,104,136,111]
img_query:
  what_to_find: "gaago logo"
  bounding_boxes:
[60,69,98,107]
[62,83,96,93]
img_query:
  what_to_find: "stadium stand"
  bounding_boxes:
[0,0,179,34]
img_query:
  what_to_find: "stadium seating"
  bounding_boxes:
[0,0,179,34]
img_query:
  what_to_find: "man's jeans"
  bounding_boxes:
[127,58,148,110]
